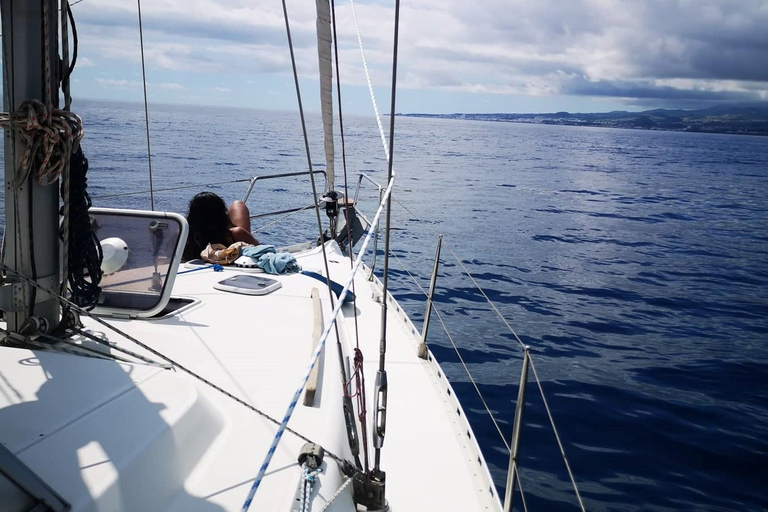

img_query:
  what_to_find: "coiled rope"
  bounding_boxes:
[65,146,103,309]
[0,97,101,312]
[0,100,83,187]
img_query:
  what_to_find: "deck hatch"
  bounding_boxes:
[90,208,188,319]
[213,274,282,295]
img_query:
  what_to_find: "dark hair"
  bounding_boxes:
[182,192,232,260]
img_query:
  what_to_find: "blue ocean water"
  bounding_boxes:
[3,99,768,511]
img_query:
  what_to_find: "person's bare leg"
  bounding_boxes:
[228,200,251,232]
[228,200,258,245]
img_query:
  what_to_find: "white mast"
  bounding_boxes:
[1,0,61,334]
[316,0,335,192]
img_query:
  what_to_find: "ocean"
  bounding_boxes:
[3,99,768,511]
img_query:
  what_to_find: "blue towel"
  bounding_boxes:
[242,245,276,258]
[242,245,301,275]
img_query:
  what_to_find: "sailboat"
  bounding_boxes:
[1,1,583,511]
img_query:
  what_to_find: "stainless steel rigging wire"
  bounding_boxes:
[373,0,402,475]
[529,357,586,511]
[330,0,369,472]
[136,0,155,210]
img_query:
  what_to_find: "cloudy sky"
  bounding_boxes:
[8,0,768,114]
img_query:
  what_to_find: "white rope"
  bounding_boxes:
[0,329,164,369]
[528,357,586,511]
[349,0,389,161]
[18,336,113,362]
[74,328,172,368]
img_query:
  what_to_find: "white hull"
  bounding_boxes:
[1,242,502,511]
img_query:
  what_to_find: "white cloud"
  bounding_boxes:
[71,0,768,109]
[94,78,141,89]
[157,82,184,90]
[214,87,232,93]
[94,78,184,91]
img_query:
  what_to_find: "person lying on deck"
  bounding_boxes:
[182,191,259,261]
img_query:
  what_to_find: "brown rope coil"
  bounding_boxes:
[0,99,83,187]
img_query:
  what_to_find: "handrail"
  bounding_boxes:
[242,169,327,203]
[354,172,383,206]
[352,172,385,277]
[93,171,328,229]
[93,171,326,203]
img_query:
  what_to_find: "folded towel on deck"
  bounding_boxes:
[241,245,301,275]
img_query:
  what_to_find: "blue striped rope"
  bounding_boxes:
[241,176,394,511]
[301,466,322,512]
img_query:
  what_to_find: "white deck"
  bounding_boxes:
[0,242,502,511]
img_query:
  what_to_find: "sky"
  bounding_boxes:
[3,0,768,115]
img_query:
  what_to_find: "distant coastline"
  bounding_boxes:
[398,105,768,136]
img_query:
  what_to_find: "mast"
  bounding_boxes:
[1,0,61,334]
